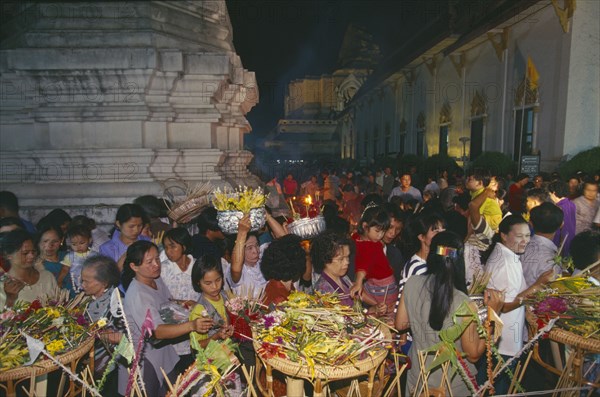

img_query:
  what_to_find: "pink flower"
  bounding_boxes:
[263,315,276,329]
[535,296,569,315]
[0,310,15,321]
[76,314,87,325]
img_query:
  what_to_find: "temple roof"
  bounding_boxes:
[336,24,381,70]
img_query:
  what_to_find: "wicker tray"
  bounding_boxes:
[0,335,95,381]
[168,195,211,224]
[548,327,600,353]
[252,327,389,380]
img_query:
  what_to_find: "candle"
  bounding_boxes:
[288,198,296,217]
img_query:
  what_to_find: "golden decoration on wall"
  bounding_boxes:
[439,102,452,124]
[402,69,416,84]
[423,56,437,76]
[416,112,426,129]
[552,0,576,33]
[450,53,466,77]
[471,90,487,117]
[514,77,539,107]
[487,28,509,62]
[399,118,407,133]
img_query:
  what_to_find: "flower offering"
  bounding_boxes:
[212,186,267,213]
[213,186,268,234]
[0,298,97,370]
[252,291,389,378]
[527,276,600,339]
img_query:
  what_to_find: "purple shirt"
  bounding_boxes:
[314,272,353,307]
[553,198,576,256]
[99,230,150,263]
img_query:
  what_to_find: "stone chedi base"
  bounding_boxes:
[0,1,259,225]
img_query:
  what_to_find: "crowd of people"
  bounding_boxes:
[0,164,599,396]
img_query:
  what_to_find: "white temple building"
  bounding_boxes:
[0,1,258,225]
[337,0,599,172]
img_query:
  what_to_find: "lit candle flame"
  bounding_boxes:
[305,195,313,205]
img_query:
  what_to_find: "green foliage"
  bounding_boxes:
[471,151,517,177]
[558,147,600,179]
[396,154,424,174]
[422,154,461,180]
[373,156,397,170]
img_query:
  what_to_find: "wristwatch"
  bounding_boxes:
[518,297,524,306]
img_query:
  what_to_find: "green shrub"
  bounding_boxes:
[471,151,517,177]
[374,156,397,170]
[422,154,461,180]
[558,147,600,179]
[396,154,424,174]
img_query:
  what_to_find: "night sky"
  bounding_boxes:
[226,0,437,141]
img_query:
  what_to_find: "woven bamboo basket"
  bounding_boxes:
[547,327,600,353]
[167,195,211,224]
[0,335,95,381]
[163,180,212,224]
[252,328,389,380]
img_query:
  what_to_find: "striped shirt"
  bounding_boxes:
[395,254,427,313]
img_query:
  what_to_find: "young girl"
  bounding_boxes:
[120,241,213,397]
[349,204,396,318]
[62,224,98,292]
[398,213,446,294]
[100,203,149,270]
[189,255,234,349]
[36,224,72,293]
[160,228,199,363]
[161,228,199,303]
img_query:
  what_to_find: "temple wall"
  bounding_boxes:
[0,1,259,226]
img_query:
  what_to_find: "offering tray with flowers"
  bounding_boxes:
[526,276,600,346]
[224,290,267,342]
[251,291,391,396]
[286,195,326,239]
[524,274,600,392]
[0,292,104,397]
[213,186,267,234]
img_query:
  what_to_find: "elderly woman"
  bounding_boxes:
[1,229,57,307]
[260,234,306,306]
[80,255,121,393]
[225,213,287,298]
[311,231,354,306]
[312,232,385,317]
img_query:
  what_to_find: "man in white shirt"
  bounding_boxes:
[521,203,564,287]
[388,173,422,203]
